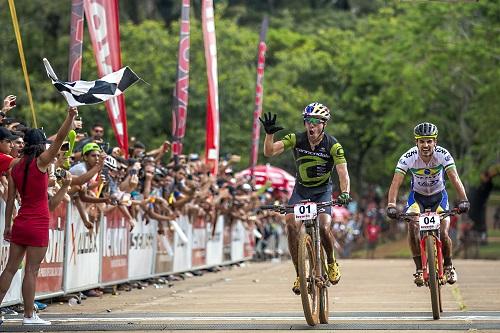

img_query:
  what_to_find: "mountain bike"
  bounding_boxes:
[399,208,459,320]
[261,199,341,326]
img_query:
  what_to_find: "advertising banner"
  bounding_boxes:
[172,0,191,156]
[64,204,100,292]
[0,200,22,304]
[84,0,129,154]
[202,0,220,175]
[155,220,174,274]
[244,226,256,259]
[101,208,128,283]
[231,220,245,262]
[36,202,67,296]
[68,0,84,81]
[191,216,206,268]
[206,215,223,266]
[250,16,269,174]
[222,220,231,262]
[173,215,192,272]
[128,213,155,280]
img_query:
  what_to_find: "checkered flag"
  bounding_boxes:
[43,58,140,107]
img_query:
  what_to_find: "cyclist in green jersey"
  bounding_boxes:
[260,102,351,295]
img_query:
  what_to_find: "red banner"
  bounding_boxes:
[250,17,269,175]
[101,207,128,283]
[68,0,84,81]
[202,0,220,175]
[172,0,191,157]
[84,0,129,155]
[36,203,67,294]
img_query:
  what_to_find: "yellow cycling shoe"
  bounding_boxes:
[292,277,301,295]
[327,262,341,285]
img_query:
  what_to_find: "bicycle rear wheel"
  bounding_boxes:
[426,236,440,320]
[298,232,319,326]
[319,246,329,324]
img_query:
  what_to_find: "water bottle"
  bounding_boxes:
[68,297,78,306]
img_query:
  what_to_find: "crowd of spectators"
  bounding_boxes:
[0,95,279,302]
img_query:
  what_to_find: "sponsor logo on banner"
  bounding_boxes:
[102,208,128,282]
[37,203,67,294]
[84,0,129,154]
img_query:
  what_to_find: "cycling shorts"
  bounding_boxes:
[288,188,332,215]
[405,189,449,214]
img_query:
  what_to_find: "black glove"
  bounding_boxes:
[457,200,470,214]
[338,192,351,205]
[386,206,399,219]
[259,112,284,135]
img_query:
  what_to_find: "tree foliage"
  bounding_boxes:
[0,0,498,192]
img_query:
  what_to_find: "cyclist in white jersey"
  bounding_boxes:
[386,122,469,286]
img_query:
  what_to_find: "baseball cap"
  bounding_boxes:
[0,127,16,141]
[24,128,50,146]
[82,142,101,155]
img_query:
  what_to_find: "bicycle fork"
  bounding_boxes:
[420,234,445,284]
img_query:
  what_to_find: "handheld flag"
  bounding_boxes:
[43,58,140,107]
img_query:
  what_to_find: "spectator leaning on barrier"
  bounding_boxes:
[0,106,77,326]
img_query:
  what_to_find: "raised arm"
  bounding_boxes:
[39,107,78,169]
[263,134,285,157]
[259,112,285,157]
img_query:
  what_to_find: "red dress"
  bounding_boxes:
[10,157,50,247]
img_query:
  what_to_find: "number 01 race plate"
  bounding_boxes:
[294,202,318,221]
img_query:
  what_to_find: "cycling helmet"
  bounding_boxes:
[303,102,331,121]
[104,155,118,171]
[414,122,438,139]
[82,142,101,155]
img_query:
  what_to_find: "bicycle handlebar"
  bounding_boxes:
[260,200,344,214]
[398,208,460,221]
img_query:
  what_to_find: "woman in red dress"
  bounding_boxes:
[0,107,77,325]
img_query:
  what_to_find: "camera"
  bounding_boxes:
[54,168,67,180]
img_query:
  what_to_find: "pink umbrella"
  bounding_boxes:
[236,164,295,195]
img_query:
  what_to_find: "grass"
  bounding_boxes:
[350,229,500,260]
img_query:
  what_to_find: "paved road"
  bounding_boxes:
[2,259,500,332]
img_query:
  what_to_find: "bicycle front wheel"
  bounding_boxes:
[298,232,319,326]
[426,236,440,320]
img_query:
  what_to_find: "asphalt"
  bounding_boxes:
[1,259,499,332]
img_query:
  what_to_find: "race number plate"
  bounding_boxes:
[294,202,318,221]
[418,212,440,231]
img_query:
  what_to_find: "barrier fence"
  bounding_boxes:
[0,201,255,307]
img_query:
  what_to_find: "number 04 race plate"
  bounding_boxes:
[418,212,441,231]
[294,202,318,221]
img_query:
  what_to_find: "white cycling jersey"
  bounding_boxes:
[395,146,456,196]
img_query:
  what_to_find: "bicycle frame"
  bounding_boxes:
[419,230,445,285]
[303,213,328,288]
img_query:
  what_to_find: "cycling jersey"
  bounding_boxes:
[282,131,346,195]
[395,146,456,196]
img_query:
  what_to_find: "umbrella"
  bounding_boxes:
[236,164,295,195]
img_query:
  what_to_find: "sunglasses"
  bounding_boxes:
[304,117,324,125]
